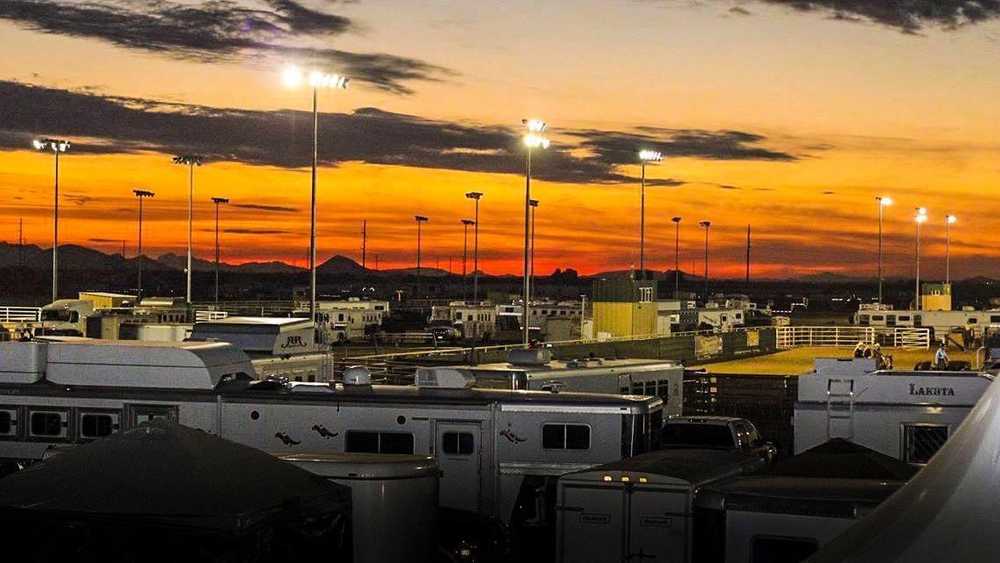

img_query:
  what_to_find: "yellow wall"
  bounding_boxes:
[921,293,952,312]
[593,302,657,337]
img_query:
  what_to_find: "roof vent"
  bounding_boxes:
[415,367,475,389]
[507,348,552,366]
[343,366,372,385]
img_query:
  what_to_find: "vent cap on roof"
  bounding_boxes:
[507,348,552,366]
[415,368,475,389]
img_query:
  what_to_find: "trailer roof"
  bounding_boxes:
[461,358,681,373]
[562,448,762,485]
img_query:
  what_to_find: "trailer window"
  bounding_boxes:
[30,412,65,437]
[80,414,115,438]
[542,424,590,450]
[903,424,949,464]
[0,411,13,436]
[442,432,475,455]
[345,431,414,454]
[750,536,818,563]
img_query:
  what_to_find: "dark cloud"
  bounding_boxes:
[717,184,742,190]
[88,238,122,243]
[231,203,300,213]
[566,127,797,164]
[822,190,836,195]
[750,1,1000,33]
[0,80,785,185]
[0,0,448,94]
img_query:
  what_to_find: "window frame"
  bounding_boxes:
[541,422,592,451]
[901,423,949,465]
[441,431,475,456]
[28,408,70,441]
[0,406,19,440]
[345,430,415,455]
[77,409,121,441]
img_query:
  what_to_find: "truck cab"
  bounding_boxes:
[37,299,95,336]
[661,416,777,463]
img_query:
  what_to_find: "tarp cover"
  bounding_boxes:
[770,438,918,481]
[0,419,350,533]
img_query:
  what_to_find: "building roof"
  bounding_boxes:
[563,448,763,486]
[201,316,313,326]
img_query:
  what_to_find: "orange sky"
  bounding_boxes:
[3,1,1000,278]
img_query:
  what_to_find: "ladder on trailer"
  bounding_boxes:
[826,378,855,440]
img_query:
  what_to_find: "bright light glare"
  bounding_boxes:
[282,65,303,88]
[523,119,547,133]
[523,133,550,149]
[916,207,927,216]
[639,150,662,162]
[32,139,43,150]
[879,196,893,206]
[947,214,957,224]
[915,213,928,224]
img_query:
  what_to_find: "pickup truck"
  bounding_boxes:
[660,416,777,463]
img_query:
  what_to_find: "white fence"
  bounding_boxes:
[0,306,41,323]
[194,310,229,322]
[777,326,930,350]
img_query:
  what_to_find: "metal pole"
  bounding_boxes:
[674,220,680,297]
[523,147,532,347]
[462,221,469,299]
[640,160,646,276]
[52,150,59,302]
[946,220,951,285]
[915,220,921,309]
[186,163,193,304]
[309,86,318,322]
[137,196,144,297]
[530,203,537,303]
[416,219,422,291]
[878,201,884,304]
[361,220,367,270]
[745,224,751,284]
[214,201,220,303]
[703,225,709,300]
[473,198,480,303]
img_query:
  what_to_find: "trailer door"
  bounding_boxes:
[436,421,482,512]
[629,485,690,562]
[557,482,625,563]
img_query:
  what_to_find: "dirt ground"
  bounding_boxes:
[702,346,979,376]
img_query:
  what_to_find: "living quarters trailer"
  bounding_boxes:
[188,316,317,356]
[455,351,683,416]
[793,358,993,463]
[555,449,766,563]
[0,339,662,528]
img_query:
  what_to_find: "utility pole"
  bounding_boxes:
[745,224,751,284]
[361,220,367,269]
[17,218,23,269]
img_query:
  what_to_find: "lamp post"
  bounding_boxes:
[875,195,893,304]
[465,192,483,303]
[914,208,927,308]
[945,214,957,285]
[281,65,349,321]
[461,219,475,300]
[637,150,662,277]
[671,216,682,297]
[32,138,70,302]
[522,119,550,346]
[172,154,204,305]
[529,199,539,305]
[415,215,428,296]
[698,220,711,301]
[133,189,155,298]
[211,197,229,302]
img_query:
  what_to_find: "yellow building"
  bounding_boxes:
[920,283,952,312]
[592,278,657,338]
[78,291,137,310]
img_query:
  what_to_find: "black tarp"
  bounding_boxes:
[769,438,918,481]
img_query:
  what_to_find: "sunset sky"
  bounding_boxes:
[2,0,1000,278]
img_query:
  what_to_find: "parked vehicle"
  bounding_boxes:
[660,416,777,463]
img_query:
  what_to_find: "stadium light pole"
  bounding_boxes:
[133,189,155,298]
[699,220,711,301]
[33,138,70,302]
[522,119,550,346]
[211,197,229,303]
[637,150,662,277]
[671,216,682,297]
[914,208,928,308]
[945,214,957,285]
[465,191,484,303]
[461,219,475,301]
[172,154,204,305]
[529,199,539,305]
[415,215,428,296]
[281,65,349,321]
[875,195,893,304]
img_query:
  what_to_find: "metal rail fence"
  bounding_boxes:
[776,326,930,350]
[0,306,42,323]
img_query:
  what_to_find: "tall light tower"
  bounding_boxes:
[875,195,893,304]
[281,65,349,321]
[698,220,712,301]
[415,215,428,296]
[529,199,540,305]
[172,154,203,305]
[637,150,662,277]
[945,214,957,285]
[465,191,484,303]
[914,208,928,309]
[32,138,70,302]
[133,189,155,298]
[461,219,475,299]
[211,197,229,303]
[522,119,550,346]
[671,216,682,297]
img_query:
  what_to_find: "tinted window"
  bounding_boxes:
[442,432,475,455]
[543,424,590,450]
[345,431,379,453]
[751,536,818,563]
[661,423,734,448]
[345,431,414,454]
[30,412,63,436]
[80,414,114,438]
[380,432,414,454]
[904,425,948,464]
[0,411,11,435]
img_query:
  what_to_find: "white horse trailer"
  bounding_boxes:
[0,339,663,528]
[793,358,993,463]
